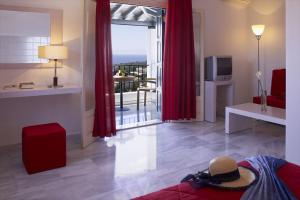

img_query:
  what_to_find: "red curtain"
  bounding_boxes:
[162,0,196,121]
[93,0,116,138]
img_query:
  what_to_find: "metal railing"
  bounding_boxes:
[113,64,148,93]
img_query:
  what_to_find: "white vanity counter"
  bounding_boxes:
[0,85,81,99]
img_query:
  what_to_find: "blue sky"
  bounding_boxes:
[111,24,147,55]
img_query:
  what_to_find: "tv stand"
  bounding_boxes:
[205,80,234,122]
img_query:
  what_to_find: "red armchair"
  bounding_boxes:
[253,68,286,109]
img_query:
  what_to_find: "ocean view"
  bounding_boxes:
[113,54,147,65]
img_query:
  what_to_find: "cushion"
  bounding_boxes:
[253,96,285,109]
[271,68,286,98]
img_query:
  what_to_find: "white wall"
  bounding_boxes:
[192,0,286,103]
[286,0,300,165]
[147,28,158,79]
[0,0,83,146]
[192,0,250,104]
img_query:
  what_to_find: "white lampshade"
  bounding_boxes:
[252,25,265,36]
[38,45,68,60]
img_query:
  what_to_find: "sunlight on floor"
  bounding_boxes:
[106,129,157,177]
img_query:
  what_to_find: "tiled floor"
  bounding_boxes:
[0,120,285,200]
[115,102,161,129]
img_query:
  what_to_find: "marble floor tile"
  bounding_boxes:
[0,119,285,199]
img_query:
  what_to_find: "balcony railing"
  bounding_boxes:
[113,64,148,93]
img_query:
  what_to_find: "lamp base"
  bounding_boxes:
[49,76,63,88]
[48,85,64,88]
[53,76,58,87]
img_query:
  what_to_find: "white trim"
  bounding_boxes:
[194,9,205,121]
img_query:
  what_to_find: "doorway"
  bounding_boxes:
[110,3,164,129]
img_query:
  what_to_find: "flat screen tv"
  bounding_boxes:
[205,56,232,81]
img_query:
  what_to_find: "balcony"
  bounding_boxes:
[113,64,161,128]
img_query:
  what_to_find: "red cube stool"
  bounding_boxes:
[22,123,66,174]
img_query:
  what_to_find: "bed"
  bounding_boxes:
[133,161,300,200]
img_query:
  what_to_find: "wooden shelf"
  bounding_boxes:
[0,85,82,99]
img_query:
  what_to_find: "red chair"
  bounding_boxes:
[253,68,286,109]
[22,123,66,174]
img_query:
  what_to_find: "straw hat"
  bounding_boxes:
[206,156,257,189]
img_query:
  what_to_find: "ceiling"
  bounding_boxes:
[110,3,163,27]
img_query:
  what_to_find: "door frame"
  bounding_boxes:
[194,9,205,122]
[81,0,97,148]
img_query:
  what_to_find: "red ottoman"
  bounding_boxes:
[22,123,66,174]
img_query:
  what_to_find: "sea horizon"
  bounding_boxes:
[113,54,147,65]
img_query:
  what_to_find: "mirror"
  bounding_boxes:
[0,10,51,64]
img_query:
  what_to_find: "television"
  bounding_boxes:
[205,56,232,81]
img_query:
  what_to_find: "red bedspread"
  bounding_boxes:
[133,161,300,200]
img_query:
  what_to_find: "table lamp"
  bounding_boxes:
[38,45,68,88]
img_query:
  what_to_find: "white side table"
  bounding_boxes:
[205,80,234,122]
